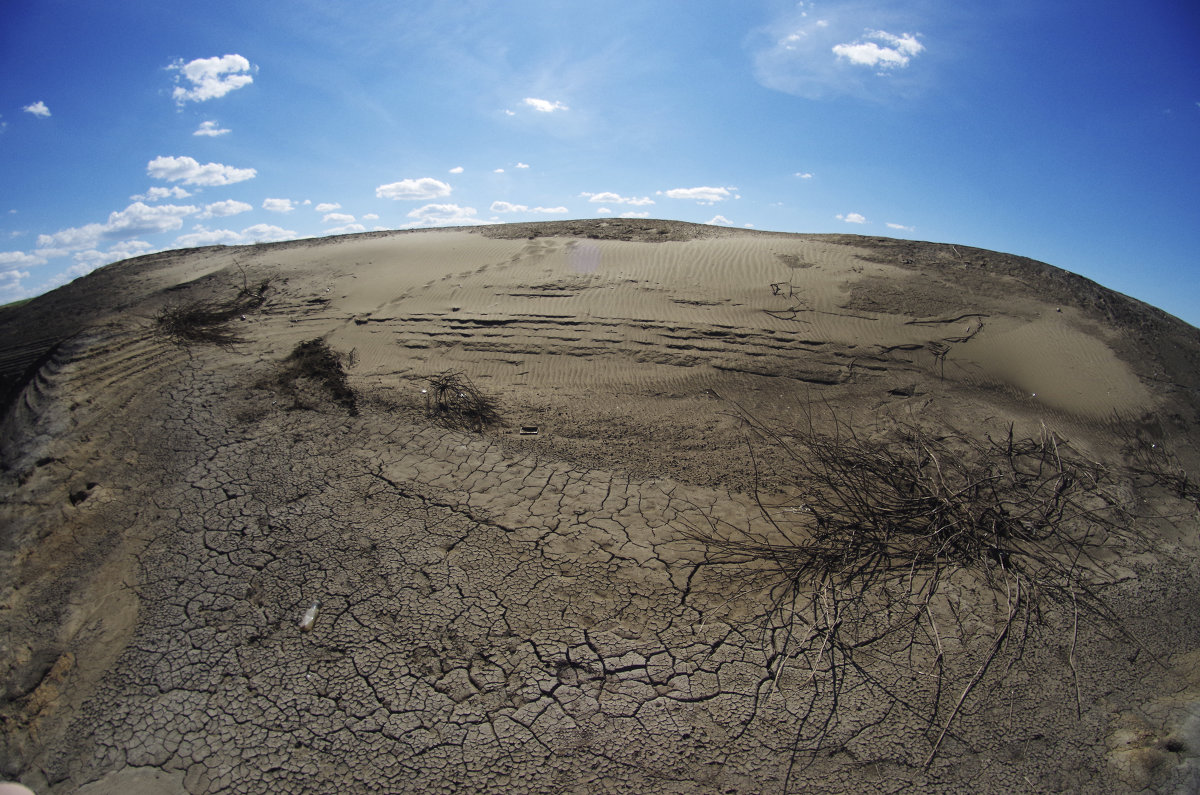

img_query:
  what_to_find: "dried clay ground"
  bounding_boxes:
[2,219,1200,793]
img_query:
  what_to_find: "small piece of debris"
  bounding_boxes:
[298,600,321,632]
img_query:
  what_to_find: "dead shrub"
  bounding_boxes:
[681,405,1150,776]
[274,339,357,415]
[156,280,269,347]
[425,371,500,431]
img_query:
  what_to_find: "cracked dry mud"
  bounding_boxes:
[2,220,1200,793]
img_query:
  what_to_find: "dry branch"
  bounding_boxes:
[425,371,501,431]
[681,405,1149,771]
[155,280,269,347]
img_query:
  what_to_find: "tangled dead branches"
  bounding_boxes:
[155,280,270,347]
[681,405,1149,776]
[425,371,501,431]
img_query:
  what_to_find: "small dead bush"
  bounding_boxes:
[681,406,1149,775]
[275,339,357,415]
[425,371,500,431]
[156,280,269,347]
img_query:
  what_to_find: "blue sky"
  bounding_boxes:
[2,0,1198,325]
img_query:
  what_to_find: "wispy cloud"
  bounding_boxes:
[68,240,156,277]
[580,192,655,206]
[837,212,867,223]
[131,186,192,202]
[662,186,735,204]
[199,199,252,219]
[147,155,256,186]
[376,178,452,200]
[524,97,568,113]
[262,198,295,213]
[0,251,45,268]
[176,223,294,247]
[323,223,366,235]
[193,120,230,136]
[795,172,814,179]
[323,212,355,224]
[490,202,569,214]
[169,54,254,104]
[22,101,50,118]
[400,204,481,228]
[753,4,928,99]
[833,30,923,70]
[515,162,530,169]
[886,222,914,231]
[448,166,464,174]
[37,202,197,252]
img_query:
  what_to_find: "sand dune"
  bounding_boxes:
[2,220,1199,793]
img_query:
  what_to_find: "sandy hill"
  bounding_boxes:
[1,219,1199,793]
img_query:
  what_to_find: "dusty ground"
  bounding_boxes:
[2,219,1199,793]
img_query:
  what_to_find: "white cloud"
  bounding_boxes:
[263,198,295,213]
[504,109,516,116]
[314,202,341,212]
[494,168,505,173]
[176,223,294,248]
[490,202,568,214]
[22,101,50,118]
[400,204,481,228]
[524,97,568,113]
[837,212,867,224]
[323,212,355,224]
[376,178,452,200]
[707,215,732,225]
[199,199,253,219]
[833,30,923,69]
[580,192,655,206]
[596,208,612,215]
[323,223,366,235]
[69,240,156,275]
[886,222,914,231]
[362,213,379,221]
[147,155,256,186]
[0,268,32,302]
[169,54,254,103]
[620,211,651,219]
[194,120,230,137]
[37,202,197,252]
[0,251,45,268]
[795,172,814,179]
[131,186,192,202]
[663,186,735,204]
[449,166,464,174]
[753,7,927,100]
[516,162,530,169]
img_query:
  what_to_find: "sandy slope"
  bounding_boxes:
[2,220,1199,793]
